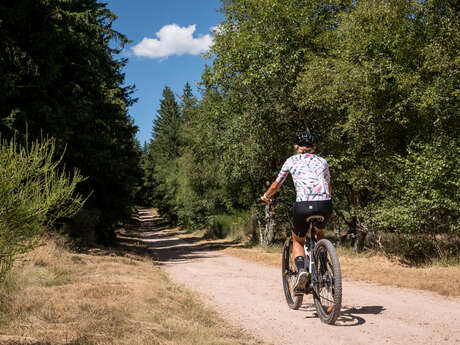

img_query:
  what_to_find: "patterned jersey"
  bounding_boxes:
[276,154,331,201]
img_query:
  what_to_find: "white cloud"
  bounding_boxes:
[210,25,222,34]
[132,24,213,59]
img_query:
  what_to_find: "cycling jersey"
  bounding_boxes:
[276,153,331,202]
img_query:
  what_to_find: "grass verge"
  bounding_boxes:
[0,231,267,345]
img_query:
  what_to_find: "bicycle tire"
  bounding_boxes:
[282,237,303,310]
[312,239,342,324]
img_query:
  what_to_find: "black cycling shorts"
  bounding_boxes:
[293,200,332,237]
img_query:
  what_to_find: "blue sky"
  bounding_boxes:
[104,0,222,145]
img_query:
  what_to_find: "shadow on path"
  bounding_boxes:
[299,304,385,326]
[336,305,386,326]
[132,208,243,265]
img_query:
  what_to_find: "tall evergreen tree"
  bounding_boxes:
[175,82,214,227]
[145,86,182,222]
[152,87,182,160]
[0,0,141,242]
[180,82,198,124]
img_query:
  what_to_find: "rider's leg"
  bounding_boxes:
[292,231,306,271]
[292,231,309,291]
[292,202,310,291]
[292,231,306,258]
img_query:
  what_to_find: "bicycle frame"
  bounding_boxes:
[269,198,320,293]
[275,197,343,323]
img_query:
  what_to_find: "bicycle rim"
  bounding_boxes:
[313,239,342,324]
[282,238,303,310]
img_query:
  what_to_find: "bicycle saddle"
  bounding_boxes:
[306,215,325,223]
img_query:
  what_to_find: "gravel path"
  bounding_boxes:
[139,209,460,345]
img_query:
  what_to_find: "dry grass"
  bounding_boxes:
[337,247,460,297]
[0,234,267,345]
[222,244,460,297]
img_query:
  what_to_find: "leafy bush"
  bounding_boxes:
[370,137,459,236]
[379,232,460,265]
[0,136,86,280]
[207,211,250,240]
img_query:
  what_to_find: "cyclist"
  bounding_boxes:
[261,131,332,292]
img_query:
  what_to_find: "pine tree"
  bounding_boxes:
[180,82,198,124]
[146,86,182,222]
[0,0,141,242]
[151,87,182,160]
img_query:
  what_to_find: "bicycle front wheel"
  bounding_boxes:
[312,239,342,324]
[282,237,303,310]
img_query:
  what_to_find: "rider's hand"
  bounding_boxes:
[260,194,271,205]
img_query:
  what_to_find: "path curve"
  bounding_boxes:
[139,209,460,345]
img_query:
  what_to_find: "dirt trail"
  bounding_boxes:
[139,209,460,345]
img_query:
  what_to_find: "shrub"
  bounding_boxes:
[0,136,86,280]
[206,211,250,240]
[370,138,459,236]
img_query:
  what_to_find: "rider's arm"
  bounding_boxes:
[261,158,291,204]
[261,181,282,203]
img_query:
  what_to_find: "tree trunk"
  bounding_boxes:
[249,208,259,243]
[263,204,275,246]
[349,191,367,252]
[332,212,341,243]
[352,230,367,252]
[350,215,368,252]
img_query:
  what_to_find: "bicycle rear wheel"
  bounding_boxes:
[312,239,342,324]
[282,237,303,310]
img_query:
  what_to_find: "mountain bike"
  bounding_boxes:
[272,199,342,324]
